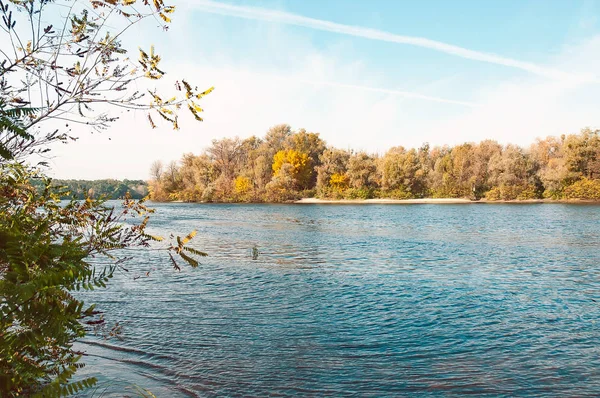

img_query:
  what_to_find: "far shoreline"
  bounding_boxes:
[295,198,600,204]
[164,198,600,205]
[295,198,473,204]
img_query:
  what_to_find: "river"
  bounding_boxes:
[76,202,600,396]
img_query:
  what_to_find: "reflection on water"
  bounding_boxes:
[77,203,600,396]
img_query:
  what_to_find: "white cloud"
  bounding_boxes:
[47,54,476,179]
[419,35,600,147]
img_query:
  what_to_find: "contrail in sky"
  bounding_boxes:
[292,78,480,107]
[192,0,596,83]
[226,71,480,107]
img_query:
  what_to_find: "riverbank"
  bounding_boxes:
[294,198,600,204]
[295,198,473,204]
[153,198,600,204]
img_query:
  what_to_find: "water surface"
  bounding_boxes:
[78,203,600,396]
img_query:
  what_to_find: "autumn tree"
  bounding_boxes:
[264,124,293,154]
[265,162,298,202]
[486,144,542,200]
[286,129,326,165]
[150,160,164,182]
[346,151,378,198]
[429,144,478,198]
[206,138,244,179]
[271,149,312,190]
[285,129,326,185]
[563,128,600,180]
[174,153,214,202]
[316,148,350,196]
[530,136,567,197]
[240,135,270,198]
[468,140,502,199]
[378,147,426,198]
[203,137,245,200]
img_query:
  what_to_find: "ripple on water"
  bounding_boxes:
[78,203,600,397]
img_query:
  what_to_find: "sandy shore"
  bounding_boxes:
[295,198,474,204]
[294,198,600,204]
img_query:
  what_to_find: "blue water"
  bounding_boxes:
[77,203,600,397]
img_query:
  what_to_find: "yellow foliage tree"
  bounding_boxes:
[329,173,349,192]
[234,176,252,196]
[563,178,600,199]
[272,150,312,189]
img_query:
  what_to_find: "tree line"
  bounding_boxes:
[149,124,600,202]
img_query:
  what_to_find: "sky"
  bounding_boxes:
[48,0,600,179]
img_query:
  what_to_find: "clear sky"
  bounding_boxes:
[49,0,600,179]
